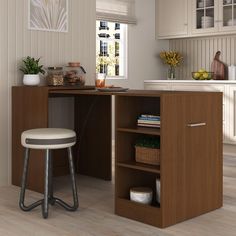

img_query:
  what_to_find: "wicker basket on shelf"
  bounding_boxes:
[135,146,160,165]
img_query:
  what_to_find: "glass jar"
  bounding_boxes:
[64,65,86,86]
[46,67,64,86]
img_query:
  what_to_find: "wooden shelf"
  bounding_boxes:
[117,197,160,209]
[117,127,160,136]
[115,197,161,227]
[117,161,160,174]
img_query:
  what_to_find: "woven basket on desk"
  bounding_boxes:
[135,146,160,165]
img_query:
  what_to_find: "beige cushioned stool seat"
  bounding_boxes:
[21,128,76,150]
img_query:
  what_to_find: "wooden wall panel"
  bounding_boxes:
[170,35,236,80]
[0,0,96,186]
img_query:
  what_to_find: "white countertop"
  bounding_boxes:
[144,80,236,84]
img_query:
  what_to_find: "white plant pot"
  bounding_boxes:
[23,74,40,86]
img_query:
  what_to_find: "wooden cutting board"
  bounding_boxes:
[211,51,228,80]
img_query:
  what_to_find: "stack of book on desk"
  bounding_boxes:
[137,114,160,128]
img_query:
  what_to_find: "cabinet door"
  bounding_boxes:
[191,0,219,34]
[184,93,223,218]
[156,0,188,38]
[218,0,236,32]
[161,93,222,227]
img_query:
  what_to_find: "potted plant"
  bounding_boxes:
[20,56,45,86]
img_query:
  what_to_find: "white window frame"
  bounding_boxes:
[96,21,128,80]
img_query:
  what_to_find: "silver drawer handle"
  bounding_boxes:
[187,122,206,127]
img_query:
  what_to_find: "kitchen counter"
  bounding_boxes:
[144,80,236,84]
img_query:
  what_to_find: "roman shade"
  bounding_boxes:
[96,0,136,24]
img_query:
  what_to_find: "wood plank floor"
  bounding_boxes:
[0,155,235,236]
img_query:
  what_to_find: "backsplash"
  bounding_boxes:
[170,35,236,80]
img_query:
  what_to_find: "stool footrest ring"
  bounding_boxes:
[19,197,78,212]
[53,197,78,211]
[19,199,43,211]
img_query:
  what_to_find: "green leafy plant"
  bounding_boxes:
[135,136,160,149]
[20,56,45,75]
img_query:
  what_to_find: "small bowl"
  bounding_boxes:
[130,187,153,205]
[192,72,214,80]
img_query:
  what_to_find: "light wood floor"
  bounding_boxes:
[0,155,236,236]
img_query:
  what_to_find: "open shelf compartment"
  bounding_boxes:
[115,96,161,129]
[116,132,160,172]
[116,167,160,207]
[115,167,161,227]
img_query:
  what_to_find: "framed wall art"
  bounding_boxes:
[29,0,68,32]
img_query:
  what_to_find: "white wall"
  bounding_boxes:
[0,0,96,186]
[170,35,236,80]
[106,0,169,89]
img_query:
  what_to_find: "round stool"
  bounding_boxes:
[19,128,79,219]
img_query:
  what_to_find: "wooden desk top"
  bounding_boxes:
[49,88,222,97]
[12,85,222,98]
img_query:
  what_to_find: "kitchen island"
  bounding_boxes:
[12,86,222,228]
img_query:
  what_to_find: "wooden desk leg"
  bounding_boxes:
[74,95,112,180]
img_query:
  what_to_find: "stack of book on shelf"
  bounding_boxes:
[137,114,160,128]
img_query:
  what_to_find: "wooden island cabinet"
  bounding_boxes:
[12,87,222,228]
[115,91,222,228]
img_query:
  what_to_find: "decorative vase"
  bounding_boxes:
[23,74,40,86]
[167,66,176,80]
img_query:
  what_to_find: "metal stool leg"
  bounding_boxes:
[68,146,79,210]
[48,150,55,206]
[19,148,43,211]
[42,149,50,219]
[19,146,78,217]
[53,147,79,211]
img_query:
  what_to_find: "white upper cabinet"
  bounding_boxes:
[191,0,218,34]
[219,0,236,32]
[156,0,236,39]
[192,0,236,34]
[156,0,188,38]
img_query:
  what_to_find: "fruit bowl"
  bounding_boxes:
[192,71,214,80]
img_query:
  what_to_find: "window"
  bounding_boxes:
[96,0,136,78]
[96,20,127,78]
